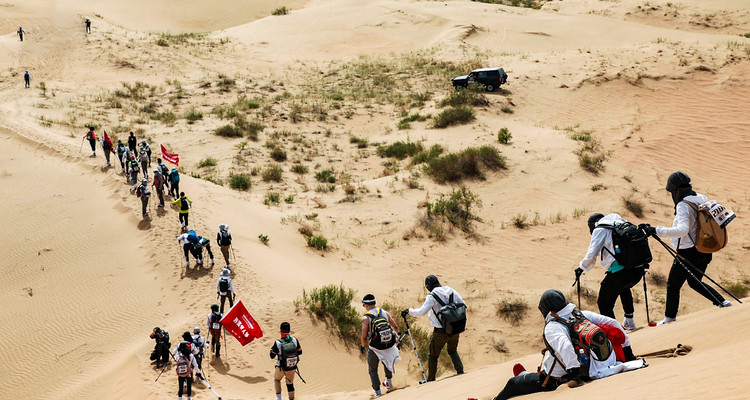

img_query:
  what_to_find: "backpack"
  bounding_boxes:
[600,221,652,268]
[219,230,231,246]
[431,291,467,336]
[366,308,396,350]
[172,169,180,183]
[219,277,230,293]
[181,198,190,211]
[682,200,734,253]
[160,164,169,177]
[278,337,299,369]
[192,336,204,356]
[136,186,142,198]
[551,309,611,368]
[176,354,191,377]
[209,312,222,333]
[130,161,140,173]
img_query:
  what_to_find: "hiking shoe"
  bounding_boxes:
[720,300,732,308]
[513,363,526,377]
[656,317,676,326]
[622,317,636,330]
[383,379,393,389]
[374,389,382,397]
[197,260,203,265]
[211,259,215,266]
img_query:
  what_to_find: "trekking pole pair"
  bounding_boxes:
[650,233,742,304]
[401,314,428,384]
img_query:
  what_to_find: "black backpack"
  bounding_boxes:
[601,222,652,268]
[431,291,467,336]
[178,341,191,357]
[209,312,222,333]
[192,336,204,356]
[219,277,230,293]
[219,230,231,246]
[366,308,396,350]
[278,336,299,369]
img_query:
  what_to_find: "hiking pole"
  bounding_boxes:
[230,244,236,261]
[295,366,307,384]
[201,373,223,400]
[651,234,742,304]
[402,314,428,384]
[572,269,582,307]
[642,265,653,326]
[79,137,84,153]
[223,327,228,357]
[154,350,171,382]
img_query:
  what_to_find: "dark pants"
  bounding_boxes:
[118,153,125,169]
[220,293,234,314]
[156,186,165,206]
[183,243,192,263]
[155,342,170,365]
[24,78,29,87]
[88,139,96,152]
[19,33,23,41]
[171,181,180,199]
[665,247,723,318]
[368,348,393,391]
[130,171,138,186]
[141,195,149,216]
[179,213,189,228]
[211,331,221,357]
[86,24,91,33]
[597,267,645,319]
[177,376,193,397]
[494,372,560,400]
[205,244,214,260]
[104,150,111,165]
[428,330,463,381]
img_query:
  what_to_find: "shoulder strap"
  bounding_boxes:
[430,292,446,307]
[679,200,698,246]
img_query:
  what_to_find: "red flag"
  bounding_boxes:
[220,300,263,346]
[103,130,115,154]
[160,143,179,166]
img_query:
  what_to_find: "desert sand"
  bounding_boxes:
[1,0,749,399]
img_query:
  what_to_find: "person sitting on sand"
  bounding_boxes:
[488,289,644,400]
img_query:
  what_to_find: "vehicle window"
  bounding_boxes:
[478,72,486,78]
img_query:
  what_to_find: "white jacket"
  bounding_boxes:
[542,303,630,378]
[579,213,622,271]
[407,286,466,329]
[656,194,707,249]
[217,275,235,295]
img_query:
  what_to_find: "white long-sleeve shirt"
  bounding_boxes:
[579,213,622,271]
[542,303,630,378]
[656,194,707,249]
[177,233,189,246]
[173,340,200,357]
[407,286,466,329]
[217,275,235,295]
[175,353,201,375]
[192,334,209,353]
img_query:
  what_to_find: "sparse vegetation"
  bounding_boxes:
[648,270,667,287]
[412,144,445,165]
[294,284,358,343]
[291,164,309,174]
[511,214,529,229]
[724,281,748,298]
[314,169,336,183]
[623,195,645,218]
[284,194,296,204]
[215,124,244,138]
[229,173,251,190]
[270,147,288,161]
[591,183,606,192]
[198,157,217,168]
[397,113,430,130]
[497,127,512,144]
[272,6,290,15]
[258,234,269,245]
[306,234,329,250]
[262,163,284,182]
[350,136,369,148]
[425,145,506,183]
[496,297,529,324]
[264,192,281,206]
[432,106,475,128]
[377,141,424,160]
[418,187,482,240]
[439,85,489,107]
[184,108,203,123]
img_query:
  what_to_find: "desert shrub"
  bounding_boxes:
[432,106,475,128]
[314,169,336,183]
[258,234,269,245]
[272,6,290,15]
[723,281,748,298]
[152,111,176,124]
[623,195,644,218]
[425,145,506,183]
[591,183,606,192]
[648,270,667,287]
[439,86,489,107]
[291,164,309,174]
[377,141,424,160]
[511,214,528,229]
[295,284,357,342]
[350,136,369,148]
[270,147,287,161]
[578,151,606,174]
[263,192,281,206]
[412,144,445,165]
[306,234,329,250]
[423,187,482,235]
[198,157,217,168]
[298,224,314,237]
[284,194,295,204]
[234,116,265,141]
[497,127,512,144]
[397,113,429,130]
[84,122,101,131]
[262,164,284,182]
[496,297,529,324]
[215,124,243,138]
[229,173,251,190]
[501,106,514,114]
[184,109,203,123]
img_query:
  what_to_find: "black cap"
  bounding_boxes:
[425,275,441,291]
[362,294,376,305]
[587,213,605,234]
[665,171,691,192]
[538,289,567,317]
[280,322,291,332]
[211,304,219,312]
[182,331,192,341]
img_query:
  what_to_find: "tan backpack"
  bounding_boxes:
[682,200,731,253]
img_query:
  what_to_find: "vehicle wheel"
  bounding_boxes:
[485,84,494,92]
[455,85,464,91]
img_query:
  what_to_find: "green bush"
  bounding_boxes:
[184,109,203,123]
[397,113,429,130]
[215,124,243,138]
[377,141,424,160]
[439,86,489,107]
[198,157,217,168]
[291,164,309,174]
[412,144,445,165]
[264,192,281,206]
[270,147,287,161]
[229,173,251,190]
[425,145,507,183]
[497,127,512,144]
[306,234,329,250]
[295,284,357,342]
[284,194,295,204]
[314,169,336,183]
[623,195,644,218]
[427,186,482,233]
[350,136,369,148]
[272,6,290,15]
[262,163,284,182]
[432,106,475,128]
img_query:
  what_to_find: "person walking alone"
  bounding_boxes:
[402,275,465,381]
[172,192,192,231]
[24,70,30,88]
[83,127,98,157]
[127,131,137,153]
[217,224,233,268]
[640,171,732,326]
[85,18,91,33]
[217,268,235,313]
[17,27,24,41]
[361,294,400,397]
[270,322,302,400]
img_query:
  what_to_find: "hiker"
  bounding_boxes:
[270,322,302,400]
[116,140,127,173]
[207,304,223,358]
[127,131,137,153]
[489,289,643,400]
[121,147,132,174]
[169,168,181,200]
[217,268,235,313]
[577,213,647,329]
[139,140,151,169]
[191,327,209,382]
[157,158,171,191]
[149,327,171,367]
[153,168,166,207]
[173,331,200,359]
[85,18,91,33]
[175,340,201,400]
[127,156,140,187]
[361,294,400,397]
[217,224,232,268]
[177,232,198,267]
[187,231,215,267]
[17,27,24,41]
[640,171,732,326]
[83,127,97,156]
[101,135,113,166]
[137,178,151,217]
[24,70,30,88]
[172,192,192,231]
[402,274,465,381]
